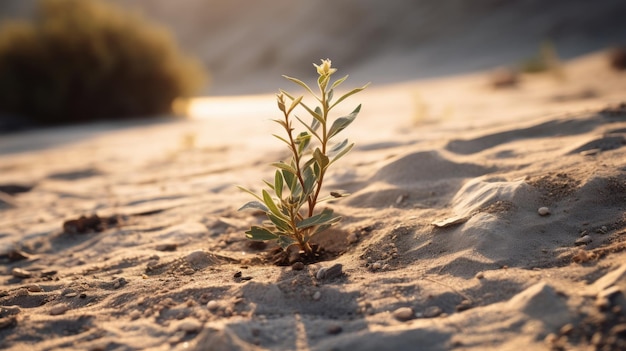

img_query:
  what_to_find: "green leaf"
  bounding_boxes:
[290,178,303,199]
[272,134,291,147]
[271,162,297,175]
[330,75,349,90]
[311,115,321,132]
[268,213,293,232]
[329,142,354,165]
[274,170,283,199]
[327,89,334,104]
[245,226,279,241]
[283,91,323,124]
[318,74,329,93]
[272,118,288,129]
[295,115,321,142]
[330,83,370,109]
[312,223,333,236]
[238,201,269,212]
[282,75,317,99]
[263,180,274,190]
[282,169,297,190]
[262,189,285,219]
[236,185,263,202]
[328,105,360,139]
[302,156,316,170]
[295,131,311,154]
[313,147,330,170]
[302,166,316,194]
[296,208,337,229]
[277,235,296,248]
[302,101,324,125]
[313,161,321,179]
[276,95,286,113]
[330,139,349,154]
[288,95,303,114]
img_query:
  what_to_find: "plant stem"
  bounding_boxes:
[282,108,314,256]
[308,85,330,217]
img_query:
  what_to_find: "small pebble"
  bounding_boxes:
[155,243,177,252]
[371,262,383,270]
[49,304,69,316]
[11,268,32,279]
[129,310,141,320]
[291,262,305,271]
[64,292,78,298]
[312,291,321,301]
[316,263,343,280]
[393,307,414,321]
[423,306,443,318]
[575,235,592,246]
[326,325,343,335]
[206,300,219,311]
[475,272,484,280]
[538,207,550,216]
[26,284,43,293]
[186,250,216,269]
[177,318,203,333]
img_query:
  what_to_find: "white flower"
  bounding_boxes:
[313,59,336,76]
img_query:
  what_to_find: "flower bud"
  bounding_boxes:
[314,59,337,76]
[276,93,286,112]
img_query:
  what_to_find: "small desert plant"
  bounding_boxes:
[238,59,368,259]
[0,0,205,125]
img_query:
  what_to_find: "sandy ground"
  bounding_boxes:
[1,52,626,350]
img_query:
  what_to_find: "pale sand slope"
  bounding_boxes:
[1,52,626,350]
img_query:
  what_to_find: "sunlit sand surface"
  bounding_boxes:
[180,94,278,120]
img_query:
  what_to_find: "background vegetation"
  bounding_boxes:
[0,0,206,126]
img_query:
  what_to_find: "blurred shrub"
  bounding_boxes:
[519,41,565,81]
[0,0,206,125]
